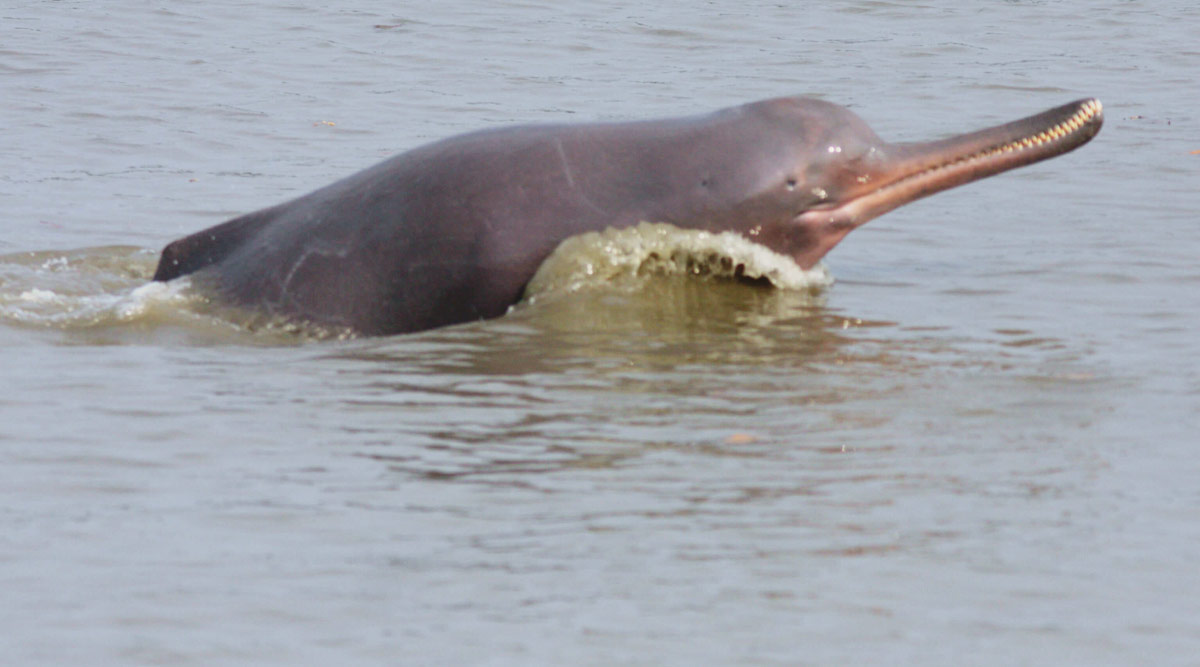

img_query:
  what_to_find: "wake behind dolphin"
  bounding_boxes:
[152,96,1103,337]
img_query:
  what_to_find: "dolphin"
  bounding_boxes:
[153,96,1103,335]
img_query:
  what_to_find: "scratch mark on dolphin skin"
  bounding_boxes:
[555,138,577,190]
[280,241,350,299]
[554,138,606,216]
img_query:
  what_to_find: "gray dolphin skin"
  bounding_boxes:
[153,96,1103,336]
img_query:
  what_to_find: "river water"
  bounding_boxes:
[2,1,1198,664]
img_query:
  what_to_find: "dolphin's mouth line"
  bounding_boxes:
[806,98,1104,229]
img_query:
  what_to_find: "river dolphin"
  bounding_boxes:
[153,96,1103,335]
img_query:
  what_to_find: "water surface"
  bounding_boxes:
[3,1,1199,664]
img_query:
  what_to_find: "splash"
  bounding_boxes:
[0,246,364,343]
[2,226,834,342]
[0,247,197,330]
[524,222,832,302]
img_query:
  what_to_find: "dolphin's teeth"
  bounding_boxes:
[973,98,1101,162]
[851,99,1101,208]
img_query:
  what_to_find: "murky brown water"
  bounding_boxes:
[3,1,1199,664]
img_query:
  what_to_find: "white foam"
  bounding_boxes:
[524,221,832,301]
[38,256,70,271]
[114,279,195,320]
[2,264,195,329]
[17,288,60,304]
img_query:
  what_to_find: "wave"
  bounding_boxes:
[0,247,182,326]
[2,224,831,342]
[524,221,831,302]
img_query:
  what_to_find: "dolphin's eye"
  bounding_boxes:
[785,178,798,192]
